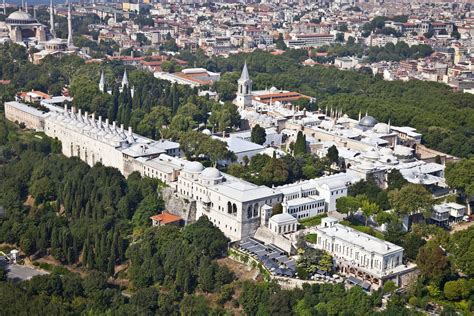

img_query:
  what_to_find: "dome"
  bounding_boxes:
[202,128,211,136]
[48,38,65,45]
[184,161,204,173]
[380,155,398,164]
[320,120,334,130]
[359,115,378,128]
[6,11,37,23]
[201,167,222,179]
[394,146,413,157]
[363,148,380,160]
[373,123,390,134]
[379,147,393,156]
[359,160,374,170]
[269,86,278,93]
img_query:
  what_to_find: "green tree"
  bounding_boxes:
[360,197,381,226]
[326,145,339,164]
[445,158,474,214]
[416,241,450,283]
[250,124,266,145]
[336,196,361,219]
[388,184,433,217]
[294,131,307,156]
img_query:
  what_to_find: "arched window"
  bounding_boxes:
[247,205,252,219]
[227,201,232,214]
[253,203,259,217]
[232,203,237,214]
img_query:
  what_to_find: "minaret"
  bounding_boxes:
[121,69,129,89]
[99,71,106,93]
[49,0,55,38]
[33,5,36,19]
[67,2,73,47]
[235,61,253,109]
[3,0,6,16]
[24,0,27,13]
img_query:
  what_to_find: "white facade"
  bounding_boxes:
[177,163,282,241]
[235,62,253,109]
[315,217,409,284]
[276,172,361,214]
[268,213,298,235]
[4,101,46,131]
[5,102,181,177]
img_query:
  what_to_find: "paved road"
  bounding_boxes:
[0,258,49,281]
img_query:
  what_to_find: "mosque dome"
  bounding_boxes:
[269,86,279,93]
[6,11,37,24]
[184,161,204,173]
[201,167,222,179]
[363,149,380,160]
[359,115,378,128]
[202,129,211,136]
[373,122,390,134]
[379,147,393,156]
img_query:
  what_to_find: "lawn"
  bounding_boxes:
[299,214,326,228]
[304,233,317,244]
[340,220,385,240]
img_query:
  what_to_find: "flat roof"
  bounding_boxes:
[317,223,403,256]
[5,101,46,117]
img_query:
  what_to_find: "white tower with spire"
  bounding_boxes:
[121,69,129,89]
[49,0,55,38]
[3,0,6,16]
[99,71,106,93]
[67,3,73,47]
[235,61,253,109]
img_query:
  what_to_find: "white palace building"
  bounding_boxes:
[4,98,361,241]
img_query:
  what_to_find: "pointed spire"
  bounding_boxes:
[67,2,73,47]
[121,69,129,88]
[99,71,105,93]
[33,5,36,19]
[49,0,55,38]
[3,0,6,16]
[24,0,27,13]
[240,61,249,81]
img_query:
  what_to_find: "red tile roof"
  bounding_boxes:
[150,212,182,225]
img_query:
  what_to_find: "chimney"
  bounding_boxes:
[64,104,67,112]
[120,124,124,133]
[105,118,109,127]
[98,116,102,126]
[112,121,116,130]
[128,126,132,136]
